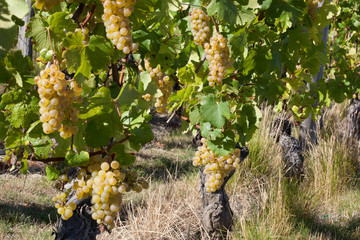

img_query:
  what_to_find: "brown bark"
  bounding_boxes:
[200,146,249,239]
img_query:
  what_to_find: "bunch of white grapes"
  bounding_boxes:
[193,138,241,192]
[204,35,233,86]
[102,0,138,54]
[34,64,82,138]
[145,60,173,114]
[54,154,148,230]
[189,8,211,46]
[33,0,65,11]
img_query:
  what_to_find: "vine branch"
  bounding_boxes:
[80,4,96,28]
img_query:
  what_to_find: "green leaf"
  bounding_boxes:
[189,106,201,125]
[85,117,115,148]
[65,150,90,167]
[207,132,236,156]
[115,82,140,110]
[26,16,50,51]
[20,158,28,174]
[63,35,114,83]
[4,50,33,75]
[110,144,136,166]
[129,124,154,151]
[207,0,238,25]
[200,94,230,128]
[46,166,60,181]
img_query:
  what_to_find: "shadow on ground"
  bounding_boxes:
[0,202,57,225]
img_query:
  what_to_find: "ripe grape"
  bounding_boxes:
[102,0,138,54]
[193,138,241,192]
[204,35,233,86]
[189,8,211,46]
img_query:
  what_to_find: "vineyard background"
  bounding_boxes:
[2,106,360,240]
[1,0,360,239]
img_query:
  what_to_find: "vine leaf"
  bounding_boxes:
[207,0,238,25]
[46,166,60,181]
[200,94,230,129]
[63,34,114,83]
[65,150,90,167]
[110,144,136,166]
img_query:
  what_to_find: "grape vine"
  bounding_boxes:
[0,0,358,236]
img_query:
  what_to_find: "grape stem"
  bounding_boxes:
[47,27,56,64]
[211,16,219,33]
[119,58,127,87]
[80,4,96,29]
[31,151,104,163]
[195,54,207,74]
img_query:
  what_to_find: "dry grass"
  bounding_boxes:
[0,174,58,240]
[1,104,360,240]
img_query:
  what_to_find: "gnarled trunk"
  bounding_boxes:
[272,118,304,177]
[346,98,360,140]
[54,196,99,240]
[200,146,249,239]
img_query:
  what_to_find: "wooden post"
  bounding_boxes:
[17,0,34,58]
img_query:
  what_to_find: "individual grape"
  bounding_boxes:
[102,0,138,54]
[192,138,241,192]
[204,35,233,86]
[189,8,211,46]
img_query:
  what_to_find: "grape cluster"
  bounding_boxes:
[34,64,82,138]
[192,138,241,192]
[189,8,211,46]
[204,35,233,86]
[145,60,173,114]
[54,154,148,230]
[102,0,138,54]
[33,0,64,11]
